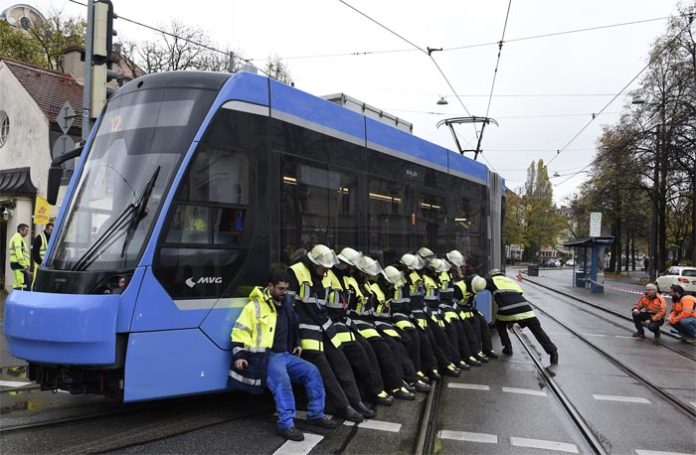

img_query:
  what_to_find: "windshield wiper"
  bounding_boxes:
[120,166,161,259]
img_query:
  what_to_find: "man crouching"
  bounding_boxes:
[231,270,337,441]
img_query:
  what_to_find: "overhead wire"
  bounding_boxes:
[548,14,695,166]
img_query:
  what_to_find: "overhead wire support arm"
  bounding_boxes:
[436,117,499,160]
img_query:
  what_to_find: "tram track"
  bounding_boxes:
[522,276,696,362]
[413,378,442,455]
[524,297,696,420]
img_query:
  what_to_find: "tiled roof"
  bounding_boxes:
[0,167,37,195]
[2,58,83,129]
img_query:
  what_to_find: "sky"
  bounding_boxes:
[5,0,689,203]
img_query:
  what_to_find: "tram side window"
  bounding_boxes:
[452,181,487,275]
[368,178,408,265]
[279,156,358,264]
[417,193,447,253]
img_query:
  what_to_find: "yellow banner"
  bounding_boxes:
[34,195,51,225]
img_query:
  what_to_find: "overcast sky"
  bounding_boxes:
[8,0,689,203]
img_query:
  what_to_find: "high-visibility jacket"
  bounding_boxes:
[343,277,380,339]
[489,275,535,322]
[668,295,696,325]
[289,262,340,351]
[368,282,400,339]
[439,271,454,302]
[9,233,30,269]
[390,286,415,330]
[231,287,277,357]
[633,294,667,321]
[453,280,476,320]
[423,274,440,305]
[343,275,367,313]
[322,269,356,345]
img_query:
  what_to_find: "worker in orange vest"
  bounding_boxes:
[631,283,667,339]
[666,284,696,345]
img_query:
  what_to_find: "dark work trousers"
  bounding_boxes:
[396,327,425,373]
[323,339,363,408]
[415,327,440,372]
[632,311,664,335]
[423,325,452,369]
[495,317,557,355]
[474,313,494,354]
[368,336,405,392]
[430,321,460,364]
[382,335,418,384]
[355,333,384,387]
[339,340,384,399]
[450,320,474,360]
[301,349,349,411]
[459,317,482,355]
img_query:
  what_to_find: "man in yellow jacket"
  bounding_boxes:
[231,270,336,441]
[9,223,31,290]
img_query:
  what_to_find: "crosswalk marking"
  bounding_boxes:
[510,437,578,453]
[502,387,547,397]
[448,383,490,391]
[438,430,498,444]
[593,394,651,404]
[635,450,696,455]
[0,380,32,388]
[343,419,401,432]
[272,433,323,455]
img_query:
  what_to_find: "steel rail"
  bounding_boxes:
[414,378,442,455]
[526,298,696,420]
[522,277,696,361]
[512,327,608,455]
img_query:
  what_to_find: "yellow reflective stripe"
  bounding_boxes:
[301,339,323,351]
[496,310,536,322]
[359,328,381,339]
[383,329,400,338]
[396,320,415,329]
[444,312,459,323]
[335,331,355,344]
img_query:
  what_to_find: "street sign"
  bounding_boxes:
[56,101,76,134]
[52,135,75,161]
[589,212,602,237]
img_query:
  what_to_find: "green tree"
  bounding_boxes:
[0,20,45,66]
[265,56,292,84]
[504,189,525,246]
[522,160,565,260]
[28,13,86,72]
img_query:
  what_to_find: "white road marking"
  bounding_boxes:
[343,419,401,432]
[294,410,332,420]
[0,380,32,388]
[546,332,572,336]
[691,402,696,408]
[272,433,323,455]
[510,437,578,453]
[585,334,608,337]
[615,336,635,339]
[593,394,651,404]
[635,450,696,455]
[438,430,498,444]
[502,387,547,397]
[448,383,490,391]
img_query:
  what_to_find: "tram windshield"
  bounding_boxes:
[48,86,217,271]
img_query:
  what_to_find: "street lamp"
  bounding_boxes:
[436,96,448,105]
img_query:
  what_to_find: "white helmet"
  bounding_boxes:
[489,268,504,277]
[337,247,362,266]
[417,247,436,261]
[400,253,422,270]
[432,258,451,273]
[471,276,487,294]
[445,250,465,267]
[383,265,405,286]
[307,244,339,268]
[354,255,384,276]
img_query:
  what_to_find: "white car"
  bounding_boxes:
[565,259,575,267]
[656,266,696,294]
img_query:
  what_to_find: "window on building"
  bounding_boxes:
[0,112,9,148]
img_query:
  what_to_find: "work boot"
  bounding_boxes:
[403,381,416,393]
[467,356,482,367]
[417,371,431,384]
[375,390,394,406]
[550,351,558,365]
[477,352,489,363]
[279,427,304,441]
[336,405,364,423]
[430,369,442,381]
[458,360,471,370]
[653,330,661,339]
[306,416,338,429]
[502,346,513,356]
[393,387,416,401]
[354,402,376,419]
[485,350,499,359]
[443,363,461,377]
[415,380,431,393]
[632,331,645,339]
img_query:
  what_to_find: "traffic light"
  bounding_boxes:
[90,0,118,115]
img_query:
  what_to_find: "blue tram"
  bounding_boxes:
[3,71,505,401]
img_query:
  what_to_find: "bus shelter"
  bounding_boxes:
[563,237,614,293]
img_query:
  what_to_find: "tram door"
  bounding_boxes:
[411,191,447,252]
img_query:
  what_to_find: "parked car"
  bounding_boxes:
[656,266,696,294]
[565,259,575,267]
[543,258,561,267]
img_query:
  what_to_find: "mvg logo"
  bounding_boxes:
[185,276,223,288]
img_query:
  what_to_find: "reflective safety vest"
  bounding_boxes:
[38,232,48,262]
[390,286,415,330]
[230,287,277,355]
[408,271,425,297]
[323,269,345,309]
[369,283,400,339]
[668,295,696,325]
[342,275,379,338]
[9,233,30,268]
[454,280,475,320]
[289,262,338,351]
[633,294,667,321]
[491,275,535,322]
[423,274,439,304]
[439,271,454,302]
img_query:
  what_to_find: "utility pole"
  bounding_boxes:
[81,0,95,142]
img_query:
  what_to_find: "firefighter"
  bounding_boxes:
[287,244,366,422]
[31,222,53,287]
[9,224,31,291]
[231,270,337,441]
[631,283,667,339]
[472,270,558,365]
[666,284,696,345]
